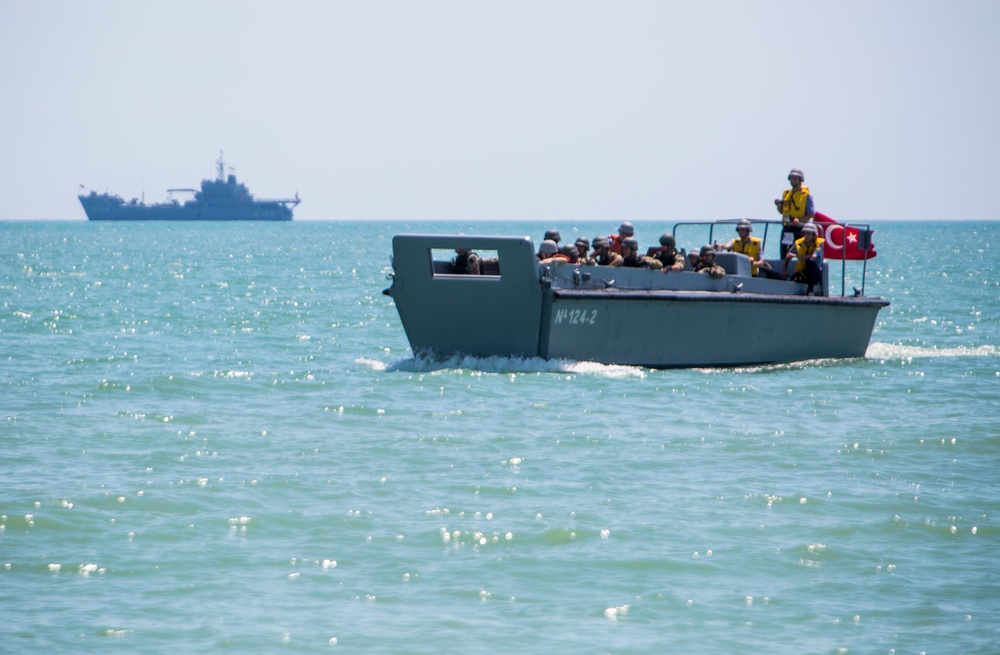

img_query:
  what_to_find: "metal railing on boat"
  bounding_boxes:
[670,218,875,297]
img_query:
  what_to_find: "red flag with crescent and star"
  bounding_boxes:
[813,212,877,260]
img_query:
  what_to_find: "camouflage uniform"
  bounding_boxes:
[621,254,663,269]
[652,249,685,271]
[596,251,623,267]
[693,245,725,279]
[574,238,597,265]
[619,237,659,269]
[693,260,725,279]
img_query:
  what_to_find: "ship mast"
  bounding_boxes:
[216,150,225,181]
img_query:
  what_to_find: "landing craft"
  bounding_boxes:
[383,218,887,368]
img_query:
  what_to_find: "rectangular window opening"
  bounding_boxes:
[430,248,501,277]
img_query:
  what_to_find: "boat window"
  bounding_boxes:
[430,249,501,277]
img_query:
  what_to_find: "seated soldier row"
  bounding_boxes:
[533,222,718,281]
[535,231,725,279]
[576,220,823,291]
[454,220,825,293]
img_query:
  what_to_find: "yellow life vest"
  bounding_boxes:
[793,236,825,274]
[731,236,762,275]
[781,186,811,222]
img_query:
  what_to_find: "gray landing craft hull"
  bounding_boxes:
[542,290,886,367]
[387,234,888,368]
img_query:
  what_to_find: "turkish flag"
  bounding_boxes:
[813,212,877,260]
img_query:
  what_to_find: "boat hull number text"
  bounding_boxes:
[554,308,597,325]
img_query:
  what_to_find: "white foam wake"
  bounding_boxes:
[357,354,647,378]
[866,342,999,359]
[358,344,997,376]
[355,357,390,372]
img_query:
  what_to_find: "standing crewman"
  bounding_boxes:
[774,168,815,257]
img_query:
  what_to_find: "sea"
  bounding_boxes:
[1,219,997,655]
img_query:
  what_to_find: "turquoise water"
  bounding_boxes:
[2,220,998,654]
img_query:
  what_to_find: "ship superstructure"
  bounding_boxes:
[79,152,299,221]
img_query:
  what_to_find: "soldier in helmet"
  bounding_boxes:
[543,228,562,245]
[693,244,725,279]
[537,239,559,261]
[575,237,597,265]
[608,221,634,255]
[774,168,815,257]
[620,237,641,267]
[452,246,481,274]
[783,221,825,294]
[559,244,579,264]
[715,219,779,278]
[538,243,572,264]
[620,237,660,268]
[652,233,685,272]
[591,236,623,267]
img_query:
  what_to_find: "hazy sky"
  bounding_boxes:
[1,1,997,221]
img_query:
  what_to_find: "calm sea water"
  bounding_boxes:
[2,219,997,655]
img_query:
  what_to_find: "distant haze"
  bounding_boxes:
[1,1,997,221]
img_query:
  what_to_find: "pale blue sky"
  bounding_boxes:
[1,0,997,220]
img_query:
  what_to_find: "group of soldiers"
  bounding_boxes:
[534,215,825,292]
[454,168,826,292]
[535,222,726,279]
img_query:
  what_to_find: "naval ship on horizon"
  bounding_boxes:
[78,152,300,221]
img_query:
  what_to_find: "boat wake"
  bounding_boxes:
[359,345,996,377]
[357,355,647,378]
[701,343,999,373]
[866,342,999,360]
[358,342,995,376]
[694,357,865,374]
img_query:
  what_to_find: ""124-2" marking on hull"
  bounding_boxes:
[554,308,597,325]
